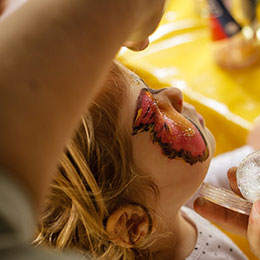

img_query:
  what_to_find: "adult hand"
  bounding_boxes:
[0,0,6,15]
[247,116,260,150]
[124,0,166,51]
[194,167,260,258]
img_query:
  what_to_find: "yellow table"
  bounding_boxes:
[119,1,260,259]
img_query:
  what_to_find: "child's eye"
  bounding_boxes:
[133,75,166,95]
[146,87,165,95]
[139,78,166,95]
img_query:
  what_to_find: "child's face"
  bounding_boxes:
[121,68,215,213]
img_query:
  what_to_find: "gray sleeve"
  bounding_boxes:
[0,167,92,260]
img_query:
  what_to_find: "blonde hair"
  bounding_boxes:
[35,61,159,259]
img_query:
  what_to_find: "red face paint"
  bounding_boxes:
[132,89,209,165]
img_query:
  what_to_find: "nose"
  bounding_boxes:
[155,87,183,113]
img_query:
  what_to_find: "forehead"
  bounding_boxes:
[125,68,148,98]
[118,68,148,130]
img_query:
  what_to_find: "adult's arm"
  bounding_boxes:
[0,0,165,212]
[0,0,5,15]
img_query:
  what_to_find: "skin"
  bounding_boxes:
[247,116,260,151]
[119,68,215,259]
[0,0,165,212]
[2,0,165,51]
[132,88,209,165]
[0,0,5,15]
[194,118,260,258]
[194,167,260,258]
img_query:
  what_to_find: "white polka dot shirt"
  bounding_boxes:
[182,207,248,260]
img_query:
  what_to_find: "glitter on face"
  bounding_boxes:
[132,88,209,165]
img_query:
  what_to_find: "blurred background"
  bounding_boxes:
[119,0,260,259]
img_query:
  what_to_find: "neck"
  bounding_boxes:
[151,211,197,260]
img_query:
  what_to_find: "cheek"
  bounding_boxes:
[132,133,211,208]
[162,159,210,189]
[132,89,209,166]
[132,133,211,190]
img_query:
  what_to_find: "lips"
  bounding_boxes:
[132,89,209,165]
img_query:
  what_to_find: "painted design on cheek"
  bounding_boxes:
[132,89,209,165]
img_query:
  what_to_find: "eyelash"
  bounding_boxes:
[139,78,165,95]
[146,87,164,95]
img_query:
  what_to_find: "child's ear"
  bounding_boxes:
[106,204,151,248]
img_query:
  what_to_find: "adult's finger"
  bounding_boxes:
[248,200,260,258]
[247,116,260,150]
[125,0,166,51]
[227,167,243,197]
[124,38,149,51]
[194,197,248,237]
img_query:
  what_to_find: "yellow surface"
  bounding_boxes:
[119,1,260,259]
